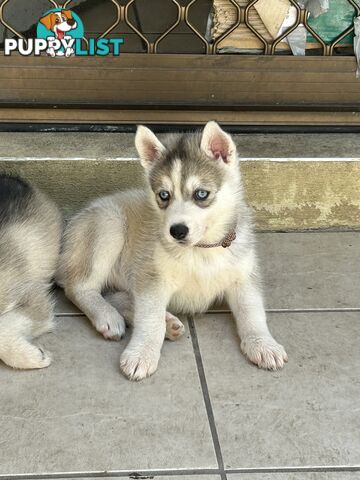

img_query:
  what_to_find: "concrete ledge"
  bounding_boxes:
[0,133,359,231]
[1,132,360,159]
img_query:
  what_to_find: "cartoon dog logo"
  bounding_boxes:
[38,9,80,57]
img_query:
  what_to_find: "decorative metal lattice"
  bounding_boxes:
[0,0,359,55]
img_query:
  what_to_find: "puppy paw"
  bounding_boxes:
[5,345,52,370]
[241,334,288,370]
[165,312,185,341]
[96,314,126,341]
[120,346,160,381]
[35,347,52,369]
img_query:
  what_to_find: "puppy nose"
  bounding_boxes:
[170,223,189,241]
[67,18,76,26]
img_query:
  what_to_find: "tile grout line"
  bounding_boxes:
[257,229,360,234]
[2,465,360,480]
[208,308,360,314]
[226,465,360,474]
[55,307,360,318]
[0,468,221,480]
[187,315,227,480]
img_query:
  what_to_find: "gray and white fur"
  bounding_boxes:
[0,175,62,369]
[59,122,287,381]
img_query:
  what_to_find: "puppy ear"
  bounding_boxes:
[62,10,72,19]
[40,13,55,31]
[200,121,236,164]
[135,125,165,170]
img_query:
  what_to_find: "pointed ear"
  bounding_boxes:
[135,125,165,170]
[200,121,237,164]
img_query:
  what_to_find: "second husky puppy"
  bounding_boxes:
[59,122,287,380]
[0,175,62,369]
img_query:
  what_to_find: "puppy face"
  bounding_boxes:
[135,122,239,247]
[40,10,77,38]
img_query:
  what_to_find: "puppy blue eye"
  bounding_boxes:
[159,191,170,201]
[194,190,209,201]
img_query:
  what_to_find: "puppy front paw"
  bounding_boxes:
[120,345,160,381]
[241,334,288,370]
[96,313,126,341]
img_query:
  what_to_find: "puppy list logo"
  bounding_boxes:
[4,8,124,57]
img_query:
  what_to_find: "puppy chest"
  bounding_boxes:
[168,257,238,312]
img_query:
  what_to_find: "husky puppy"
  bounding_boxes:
[0,175,62,369]
[59,122,287,380]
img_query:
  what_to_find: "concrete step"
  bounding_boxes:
[0,132,359,231]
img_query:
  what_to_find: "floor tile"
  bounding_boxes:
[258,232,360,310]
[228,473,360,480]
[55,232,360,315]
[0,316,216,475]
[196,312,360,469]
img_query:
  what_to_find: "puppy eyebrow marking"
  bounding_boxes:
[185,175,202,194]
[160,176,173,193]
[171,159,182,200]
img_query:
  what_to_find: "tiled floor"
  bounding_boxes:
[1,232,359,480]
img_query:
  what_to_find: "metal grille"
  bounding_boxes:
[0,0,359,55]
